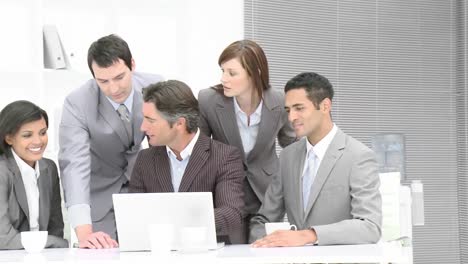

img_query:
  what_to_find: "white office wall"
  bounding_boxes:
[0,0,243,105]
[0,0,42,106]
[0,0,243,155]
[41,0,243,95]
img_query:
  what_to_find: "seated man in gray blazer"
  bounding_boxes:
[250,72,381,246]
[129,80,245,244]
[59,34,163,249]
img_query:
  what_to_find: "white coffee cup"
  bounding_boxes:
[148,224,174,254]
[265,222,297,235]
[180,226,207,251]
[21,231,48,253]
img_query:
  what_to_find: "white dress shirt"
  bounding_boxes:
[302,124,338,185]
[106,88,135,113]
[166,129,200,192]
[233,98,263,156]
[11,149,40,231]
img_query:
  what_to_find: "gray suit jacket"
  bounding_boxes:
[250,128,382,245]
[0,150,68,249]
[59,72,163,234]
[129,134,245,244]
[198,87,296,214]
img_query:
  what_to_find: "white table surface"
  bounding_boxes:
[0,243,409,264]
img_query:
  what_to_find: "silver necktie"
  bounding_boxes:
[302,150,317,211]
[117,104,130,123]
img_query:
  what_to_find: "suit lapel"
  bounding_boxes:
[304,130,345,218]
[290,139,308,221]
[97,89,130,146]
[37,160,50,230]
[6,153,30,221]
[153,148,175,192]
[247,90,281,161]
[178,135,210,192]
[215,96,245,156]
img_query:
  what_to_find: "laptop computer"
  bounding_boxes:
[113,192,222,251]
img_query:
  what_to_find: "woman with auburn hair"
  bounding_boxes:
[198,40,296,243]
[0,100,68,249]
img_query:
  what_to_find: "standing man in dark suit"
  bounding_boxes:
[129,80,245,244]
[59,34,163,249]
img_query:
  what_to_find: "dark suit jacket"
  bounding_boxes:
[129,134,245,244]
[0,150,68,249]
[198,87,296,215]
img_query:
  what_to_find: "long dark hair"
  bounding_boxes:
[0,100,49,155]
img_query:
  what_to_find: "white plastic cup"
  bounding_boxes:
[21,231,48,254]
[265,222,297,235]
[148,224,174,254]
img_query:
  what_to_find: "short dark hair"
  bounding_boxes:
[284,72,334,109]
[0,100,49,155]
[143,80,199,133]
[87,34,133,77]
[216,39,270,99]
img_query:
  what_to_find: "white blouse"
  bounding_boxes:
[11,149,40,231]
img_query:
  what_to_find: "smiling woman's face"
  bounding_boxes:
[5,117,48,167]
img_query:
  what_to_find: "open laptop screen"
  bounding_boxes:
[113,192,218,251]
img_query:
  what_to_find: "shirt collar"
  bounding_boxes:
[11,148,40,179]
[233,97,263,117]
[306,123,338,161]
[106,88,135,112]
[166,129,200,161]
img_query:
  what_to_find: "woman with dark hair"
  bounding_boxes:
[198,40,296,243]
[0,100,68,249]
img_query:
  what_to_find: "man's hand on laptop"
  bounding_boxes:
[75,224,119,249]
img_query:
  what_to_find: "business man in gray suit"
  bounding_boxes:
[59,34,163,249]
[250,72,381,246]
[129,80,245,244]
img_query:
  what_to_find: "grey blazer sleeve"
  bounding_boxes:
[0,168,22,249]
[272,90,296,148]
[248,164,287,243]
[313,147,382,245]
[277,110,296,148]
[59,95,92,220]
[198,88,213,137]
